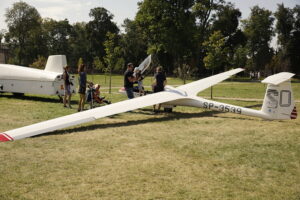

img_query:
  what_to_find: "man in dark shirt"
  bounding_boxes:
[124,63,136,99]
[63,65,72,108]
[153,66,167,112]
[153,67,166,93]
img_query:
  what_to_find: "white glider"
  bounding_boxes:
[0,68,297,142]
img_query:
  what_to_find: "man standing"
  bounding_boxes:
[63,65,72,108]
[124,63,136,99]
[153,66,167,112]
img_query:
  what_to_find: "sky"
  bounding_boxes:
[0,0,140,31]
[0,0,299,45]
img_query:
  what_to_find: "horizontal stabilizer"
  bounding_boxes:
[262,72,295,85]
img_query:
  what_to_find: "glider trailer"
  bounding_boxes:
[0,68,297,142]
[0,55,76,97]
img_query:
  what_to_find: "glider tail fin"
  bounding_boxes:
[261,72,297,120]
[44,55,67,74]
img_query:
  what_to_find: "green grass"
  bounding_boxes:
[0,76,299,200]
[200,81,300,100]
[86,74,300,100]
[85,74,188,88]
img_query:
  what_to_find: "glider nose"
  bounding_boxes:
[0,133,14,142]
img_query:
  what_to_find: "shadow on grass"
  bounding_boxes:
[41,110,221,137]
[40,105,262,138]
[0,93,78,104]
[245,104,262,108]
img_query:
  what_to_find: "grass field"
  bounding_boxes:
[0,75,299,200]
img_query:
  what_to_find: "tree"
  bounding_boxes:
[203,31,228,72]
[135,0,196,73]
[42,18,73,57]
[231,45,248,69]
[69,22,89,67]
[29,55,47,70]
[266,53,290,74]
[212,3,241,37]
[193,0,224,38]
[121,19,147,66]
[93,56,108,83]
[242,6,274,72]
[288,5,300,74]
[93,56,105,73]
[5,1,42,65]
[275,4,294,47]
[103,32,123,93]
[203,31,228,98]
[212,4,246,69]
[192,0,226,71]
[173,63,197,84]
[273,4,300,74]
[86,7,119,67]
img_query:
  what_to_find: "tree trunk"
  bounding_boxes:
[210,69,214,99]
[109,68,112,94]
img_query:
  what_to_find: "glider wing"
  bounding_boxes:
[177,68,244,96]
[1,90,185,141]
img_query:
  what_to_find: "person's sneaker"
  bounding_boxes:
[64,105,67,108]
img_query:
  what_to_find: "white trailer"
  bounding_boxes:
[0,55,76,97]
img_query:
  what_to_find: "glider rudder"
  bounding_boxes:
[261,72,297,120]
[44,55,67,74]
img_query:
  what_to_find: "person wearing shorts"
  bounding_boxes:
[63,65,72,108]
[78,64,88,111]
[124,63,136,99]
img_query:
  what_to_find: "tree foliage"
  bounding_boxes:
[136,0,196,72]
[121,19,147,66]
[2,1,300,76]
[86,7,119,64]
[29,55,47,70]
[273,4,300,74]
[5,1,42,65]
[68,22,89,67]
[42,18,73,56]
[104,32,124,93]
[242,6,274,71]
[212,4,241,37]
[275,4,294,47]
[203,31,228,72]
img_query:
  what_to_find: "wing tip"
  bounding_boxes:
[236,68,245,72]
[0,133,14,142]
